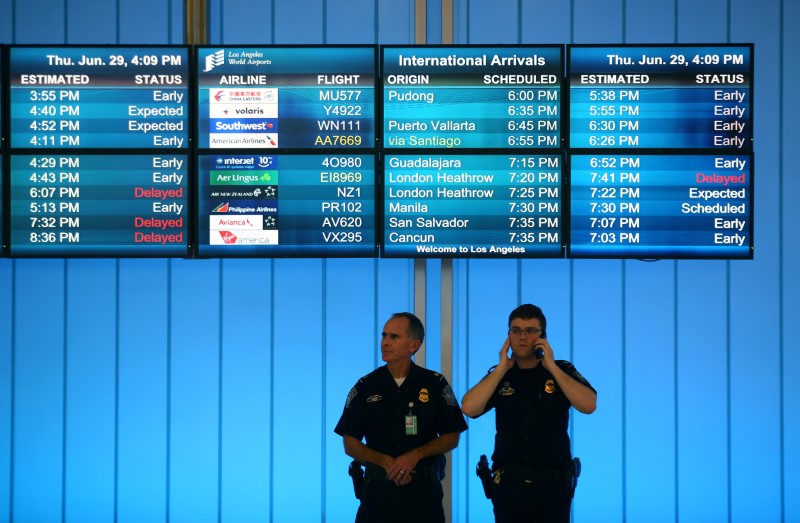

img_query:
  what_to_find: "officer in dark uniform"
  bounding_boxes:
[335,312,468,523]
[461,304,597,523]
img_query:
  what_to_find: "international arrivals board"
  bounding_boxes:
[0,43,754,259]
[380,46,565,258]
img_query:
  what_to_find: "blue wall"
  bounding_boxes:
[1,0,797,522]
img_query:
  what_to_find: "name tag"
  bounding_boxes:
[405,415,418,435]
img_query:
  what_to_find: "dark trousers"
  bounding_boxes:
[356,479,444,523]
[491,480,572,523]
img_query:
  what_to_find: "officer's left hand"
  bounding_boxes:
[387,451,420,486]
[534,338,556,370]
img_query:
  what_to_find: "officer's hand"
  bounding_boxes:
[535,337,555,369]
[387,452,420,486]
[498,337,515,372]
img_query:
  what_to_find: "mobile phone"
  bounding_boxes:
[535,329,546,359]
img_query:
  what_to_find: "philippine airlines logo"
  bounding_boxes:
[212,202,230,213]
[219,231,238,244]
[203,50,225,72]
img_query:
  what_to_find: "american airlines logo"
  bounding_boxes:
[203,50,225,72]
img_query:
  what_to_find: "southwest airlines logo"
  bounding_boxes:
[203,50,225,72]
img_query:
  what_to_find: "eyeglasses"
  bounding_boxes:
[508,327,542,337]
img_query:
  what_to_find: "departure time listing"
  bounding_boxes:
[9,46,189,149]
[9,154,189,256]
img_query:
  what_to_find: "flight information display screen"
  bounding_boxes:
[1,50,4,253]
[382,45,563,149]
[197,153,376,257]
[568,44,753,150]
[194,46,377,257]
[9,153,189,256]
[8,46,190,149]
[569,153,753,258]
[4,45,191,257]
[0,43,756,260]
[195,46,376,150]
[382,153,563,257]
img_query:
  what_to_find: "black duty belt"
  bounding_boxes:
[364,462,444,484]
[496,462,565,483]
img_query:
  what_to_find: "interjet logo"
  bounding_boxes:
[203,50,225,72]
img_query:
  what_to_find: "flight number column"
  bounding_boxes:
[313,75,373,148]
[279,154,375,255]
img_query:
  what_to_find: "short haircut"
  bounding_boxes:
[508,303,547,334]
[391,312,425,346]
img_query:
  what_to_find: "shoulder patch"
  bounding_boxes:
[442,385,458,407]
[345,387,357,408]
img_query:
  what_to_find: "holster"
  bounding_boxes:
[567,457,581,498]
[348,460,365,500]
[475,454,493,499]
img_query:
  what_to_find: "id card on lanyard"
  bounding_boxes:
[405,401,417,435]
[405,415,418,435]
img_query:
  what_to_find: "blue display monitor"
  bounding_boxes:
[5,45,191,257]
[195,46,376,150]
[568,44,753,150]
[569,153,753,259]
[1,48,4,253]
[381,45,563,150]
[196,153,376,257]
[8,46,190,149]
[9,154,189,257]
[382,153,563,258]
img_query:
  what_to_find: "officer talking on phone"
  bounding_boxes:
[461,304,597,523]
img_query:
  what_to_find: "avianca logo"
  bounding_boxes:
[212,202,230,213]
[219,231,238,244]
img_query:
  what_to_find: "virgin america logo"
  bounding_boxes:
[219,231,238,244]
